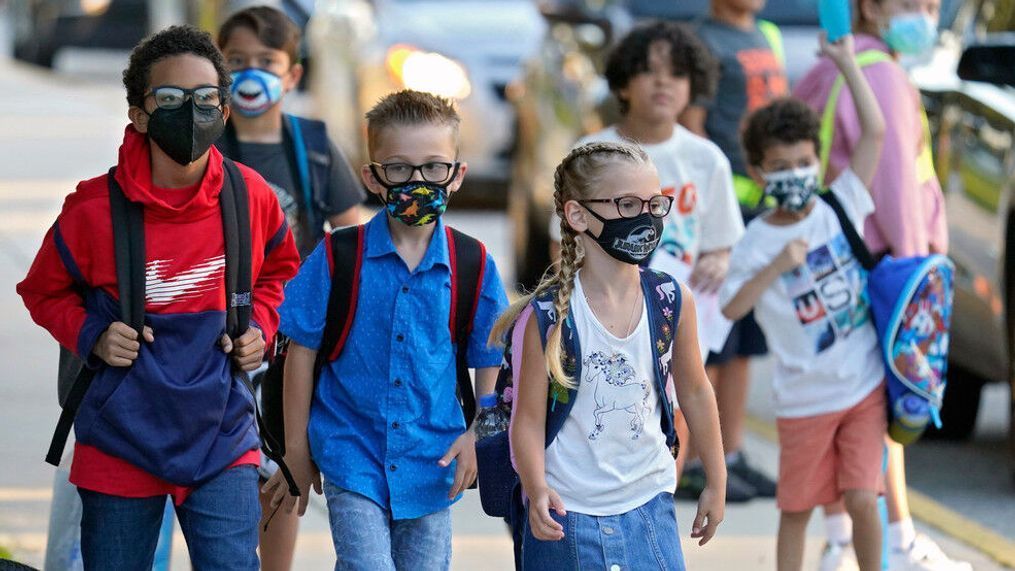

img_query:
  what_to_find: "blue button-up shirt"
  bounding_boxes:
[279,211,508,519]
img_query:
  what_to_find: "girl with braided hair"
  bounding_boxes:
[493,141,726,569]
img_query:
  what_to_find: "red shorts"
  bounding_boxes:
[776,385,887,512]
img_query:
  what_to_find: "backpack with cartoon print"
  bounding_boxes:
[475,268,682,520]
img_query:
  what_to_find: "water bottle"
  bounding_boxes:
[473,393,509,441]
[819,0,852,43]
[888,394,931,445]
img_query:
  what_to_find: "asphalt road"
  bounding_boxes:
[0,49,1010,569]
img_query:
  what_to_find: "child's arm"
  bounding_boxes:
[511,316,566,542]
[722,239,808,321]
[821,33,886,189]
[670,283,725,545]
[436,365,498,500]
[264,341,322,517]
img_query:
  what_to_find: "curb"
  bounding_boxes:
[744,415,1015,568]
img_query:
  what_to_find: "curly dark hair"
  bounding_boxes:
[605,21,717,115]
[123,25,232,110]
[742,97,822,166]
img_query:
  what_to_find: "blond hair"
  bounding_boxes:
[489,141,651,388]
[365,90,460,155]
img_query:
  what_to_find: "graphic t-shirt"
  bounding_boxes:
[551,125,744,265]
[543,273,677,516]
[232,140,364,258]
[719,169,884,418]
[695,18,789,178]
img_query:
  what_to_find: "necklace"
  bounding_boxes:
[586,286,642,338]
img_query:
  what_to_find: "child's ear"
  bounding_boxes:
[747,164,766,189]
[563,199,588,234]
[446,162,468,194]
[284,63,304,93]
[360,164,387,199]
[128,106,149,133]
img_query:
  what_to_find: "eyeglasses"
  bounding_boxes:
[578,195,674,219]
[144,85,225,111]
[370,162,458,184]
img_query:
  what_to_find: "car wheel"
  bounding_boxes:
[924,363,984,440]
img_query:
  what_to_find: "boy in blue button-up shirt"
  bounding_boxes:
[263,90,508,570]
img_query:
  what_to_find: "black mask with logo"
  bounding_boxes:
[583,209,663,265]
[146,99,225,166]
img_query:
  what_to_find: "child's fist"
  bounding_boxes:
[774,239,809,273]
[819,31,856,69]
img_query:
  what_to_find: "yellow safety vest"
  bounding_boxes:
[819,49,936,185]
[733,19,786,208]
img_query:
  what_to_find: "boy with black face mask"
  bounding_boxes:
[262,90,509,570]
[16,25,300,569]
[217,6,364,259]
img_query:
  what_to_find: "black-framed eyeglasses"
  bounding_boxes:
[144,85,225,111]
[370,161,458,184]
[579,195,674,219]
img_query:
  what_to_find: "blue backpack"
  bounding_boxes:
[822,192,954,444]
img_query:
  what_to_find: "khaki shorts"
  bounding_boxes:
[776,385,887,512]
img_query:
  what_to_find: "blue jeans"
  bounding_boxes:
[522,492,686,570]
[78,465,259,571]
[323,482,451,571]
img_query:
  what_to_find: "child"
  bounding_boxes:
[508,141,726,569]
[719,34,886,571]
[216,7,364,568]
[680,0,793,502]
[262,90,509,569]
[16,25,300,568]
[547,21,746,497]
[217,6,364,259]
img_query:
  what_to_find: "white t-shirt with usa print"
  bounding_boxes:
[720,168,884,418]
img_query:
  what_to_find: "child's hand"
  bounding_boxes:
[691,484,725,546]
[773,239,809,273]
[439,429,477,499]
[219,327,265,371]
[819,31,856,71]
[690,250,730,294]
[527,487,567,541]
[263,445,321,517]
[93,322,155,367]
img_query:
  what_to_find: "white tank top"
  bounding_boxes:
[543,274,677,516]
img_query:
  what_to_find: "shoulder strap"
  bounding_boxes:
[284,115,315,218]
[47,167,145,466]
[220,158,252,338]
[314,225,365,381]
[757,19,785,67]
[446,226,487,424]
[820,191,878,271]
[818,49,893,180]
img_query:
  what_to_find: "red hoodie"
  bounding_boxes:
[17,126,300,502]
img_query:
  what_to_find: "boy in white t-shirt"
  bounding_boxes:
[548,20,748,498]
[719,34,886,571]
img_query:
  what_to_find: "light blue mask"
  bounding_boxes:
[882,12,938,56]
[229,68,284,117]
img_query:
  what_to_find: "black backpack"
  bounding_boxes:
[47,159,300,496]
[260,224,488,453]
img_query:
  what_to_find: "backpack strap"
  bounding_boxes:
[641,269,682,452]
[314,225,365,381]
[820,191,878,271]
[220,158,252,338]
[446,227,487,425]
[46,167,144,466]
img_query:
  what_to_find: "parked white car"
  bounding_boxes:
[307,0,545,206]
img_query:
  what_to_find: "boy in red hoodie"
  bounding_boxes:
[17,25,299,569]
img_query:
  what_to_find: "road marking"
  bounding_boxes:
[745,414,1015,568]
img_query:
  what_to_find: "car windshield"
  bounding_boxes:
[627,0,963,28]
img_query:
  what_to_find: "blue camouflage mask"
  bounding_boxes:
[229,68,284,117]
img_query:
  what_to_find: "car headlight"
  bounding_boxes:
[80,0,112,16]
[385,44,472,100]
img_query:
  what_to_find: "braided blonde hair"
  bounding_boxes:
[489,141,651,388]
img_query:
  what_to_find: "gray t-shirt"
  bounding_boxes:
[694,18,789,177]
[235,140,363,258]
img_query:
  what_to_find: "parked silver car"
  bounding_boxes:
[307,0,545,207]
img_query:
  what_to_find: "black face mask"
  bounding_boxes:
[583,209,663,265]
[146,99,225,166]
